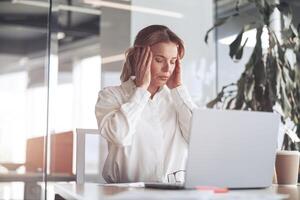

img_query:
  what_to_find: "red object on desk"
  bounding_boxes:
[195,186,229,193]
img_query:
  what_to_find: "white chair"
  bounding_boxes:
[76,128,107,184]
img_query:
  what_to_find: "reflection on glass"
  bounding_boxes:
[1,0,217,197]
[0,0,49,199]
[48,0,101,180]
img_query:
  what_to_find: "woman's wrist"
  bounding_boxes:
[168,83,182,89]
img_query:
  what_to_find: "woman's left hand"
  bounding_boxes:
[167,56,182,89]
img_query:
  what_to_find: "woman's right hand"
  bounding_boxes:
[134,46,152,90]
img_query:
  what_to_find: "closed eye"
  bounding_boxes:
[155,58,164,63]
[170,59,176,65]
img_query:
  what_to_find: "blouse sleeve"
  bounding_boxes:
[170,85,198,142]
[95,87,151,146]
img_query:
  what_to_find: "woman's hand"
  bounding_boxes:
[167,56,182,89]
[134,46,152,90]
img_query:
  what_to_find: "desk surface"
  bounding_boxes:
[54,182,300,200]
[0,172,76,182]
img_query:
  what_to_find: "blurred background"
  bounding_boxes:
[0,0,299,199]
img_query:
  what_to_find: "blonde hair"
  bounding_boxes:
[120,25,185,82]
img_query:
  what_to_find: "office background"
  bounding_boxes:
[0,0,299,199]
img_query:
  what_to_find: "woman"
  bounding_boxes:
[95,25,196,183]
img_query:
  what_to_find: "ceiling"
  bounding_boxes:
[0,0,299,73]
[0,0,298,53]
[0,0,100,56]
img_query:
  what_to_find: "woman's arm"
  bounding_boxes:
[167,58,197,142]
[95,46,152,146]
[171,86,197,142]
[95,87,150,146]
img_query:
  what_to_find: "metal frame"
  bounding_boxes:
[75,128,100,184]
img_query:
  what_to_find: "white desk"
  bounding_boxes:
[54,182,300,200]
[0,173,75,200]
[0,172,76,182]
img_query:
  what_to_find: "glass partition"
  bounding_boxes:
[0,0,50,199]
[46,0,217,188]
[47,0,101,184]
[47,0,216,187]
[1,0,218,198]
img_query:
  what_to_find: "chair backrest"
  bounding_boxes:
[25,131,73,175]
[25,136,44,172]
[76,128,107,184]
[50,131,73,175]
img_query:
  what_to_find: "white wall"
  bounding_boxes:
[217,43,254,89]
[100,1,131,88]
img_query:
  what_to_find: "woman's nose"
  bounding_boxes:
[162,63,171,72]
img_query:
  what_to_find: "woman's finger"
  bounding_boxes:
[175,56,181,74]
[141,48,152,80]
[138,47,149,78]
[136,47,145,75]
[145,48,152,71]
[141,47,151,74]
[137,47,147,67]
[141,47,150,66]
[134,47,141,76]
[146,51,152,77]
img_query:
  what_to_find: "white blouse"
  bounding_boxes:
[95,78,196,183]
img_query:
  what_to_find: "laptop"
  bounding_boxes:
[145,108,280,189]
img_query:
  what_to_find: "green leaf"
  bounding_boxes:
[295,51,300,86]
[273,34,287,63]
[268,29,276,49]
[253,27,266,87]
[254,26,263,55]
[253,58,266,87]
[206,83,236,108]
[244,77,255,101]
[234,73,246,109]
[236,38,249,60]
[260,0,276,25]
[281,29,297,49]
[276,2,292,30]
[276,61,283,98]
[280,82,292,117]
[282,65,294,91]
[266,53,278,105]
[206,90,224,108]
[205,13,238,44]
[229,29,244,59]
[226,97,236,109]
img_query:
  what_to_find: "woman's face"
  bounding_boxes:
[150,42,178,87]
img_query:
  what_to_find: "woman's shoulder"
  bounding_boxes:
[98,79,135,100]
[99,85,121,94]
[98,85,122,100]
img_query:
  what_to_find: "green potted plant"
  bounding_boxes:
[205,0,300,183]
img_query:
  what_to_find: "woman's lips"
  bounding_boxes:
[158,76,169,80]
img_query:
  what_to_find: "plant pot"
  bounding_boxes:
[275,150,300,185]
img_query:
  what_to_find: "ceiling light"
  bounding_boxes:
[84,0,183,18]
[57,32,65,40]
[12,0,101,15]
